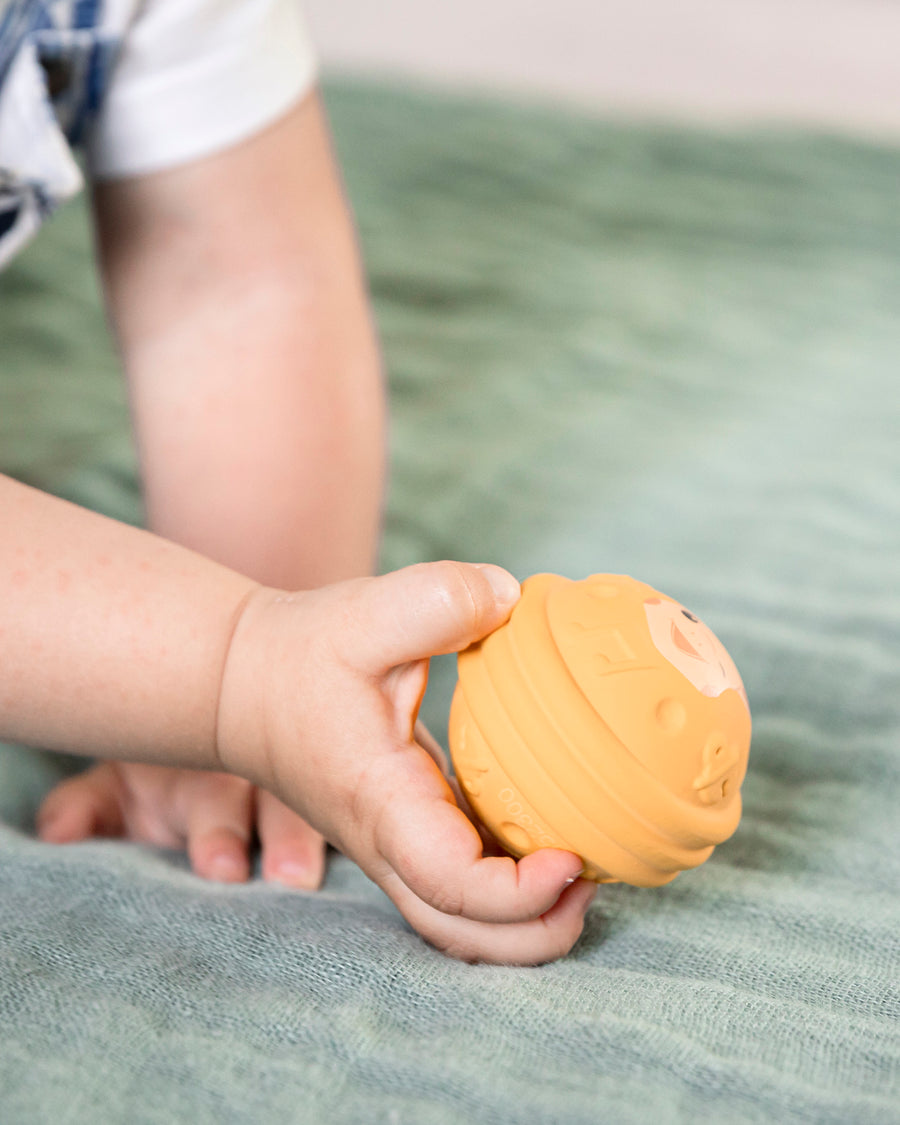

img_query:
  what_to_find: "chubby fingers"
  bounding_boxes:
[256,788,327,890]
[36,762,127,842]
[368,760,584,924]
[370,731,596,964]
[344,561,521,674]
[179,772,255,883]
[385,869,597,965]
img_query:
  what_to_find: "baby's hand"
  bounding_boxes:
[217,562,596,965]
[37,762,326,889]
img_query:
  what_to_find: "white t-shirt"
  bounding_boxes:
[88,0,317,178]
[0,0,317,264]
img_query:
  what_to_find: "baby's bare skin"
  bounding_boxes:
[8,93,594,962]
[39,92,384,892]
[39,762,325,888]
[2,475,592,963]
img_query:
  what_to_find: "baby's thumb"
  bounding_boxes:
[351,561,520,673]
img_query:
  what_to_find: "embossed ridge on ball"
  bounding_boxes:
[448,573,752,886]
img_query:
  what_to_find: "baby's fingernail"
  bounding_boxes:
[564,871,585,886]
[474,564,520,607]
[272,861,314,888]
[208,853,246,881]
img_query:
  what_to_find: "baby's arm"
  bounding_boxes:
[92,91,384,590]
[40,92,385,886]
[1,478,593,963]
[0,474,254,766]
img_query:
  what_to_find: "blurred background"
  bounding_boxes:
[305,0,900,138]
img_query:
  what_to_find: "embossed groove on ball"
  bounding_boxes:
[448,573,752,887]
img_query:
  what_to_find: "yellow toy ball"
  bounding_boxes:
[448,573,752,886]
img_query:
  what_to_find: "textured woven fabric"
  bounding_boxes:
[1,82,898,1123]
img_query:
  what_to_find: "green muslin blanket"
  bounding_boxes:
[1,82,898,1124]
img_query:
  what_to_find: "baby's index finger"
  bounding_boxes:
[383,870,597,965]
[373,792,584,924]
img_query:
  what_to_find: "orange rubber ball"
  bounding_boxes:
[448,573,752,886]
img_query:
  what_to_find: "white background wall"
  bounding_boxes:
[304,0,900,138]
